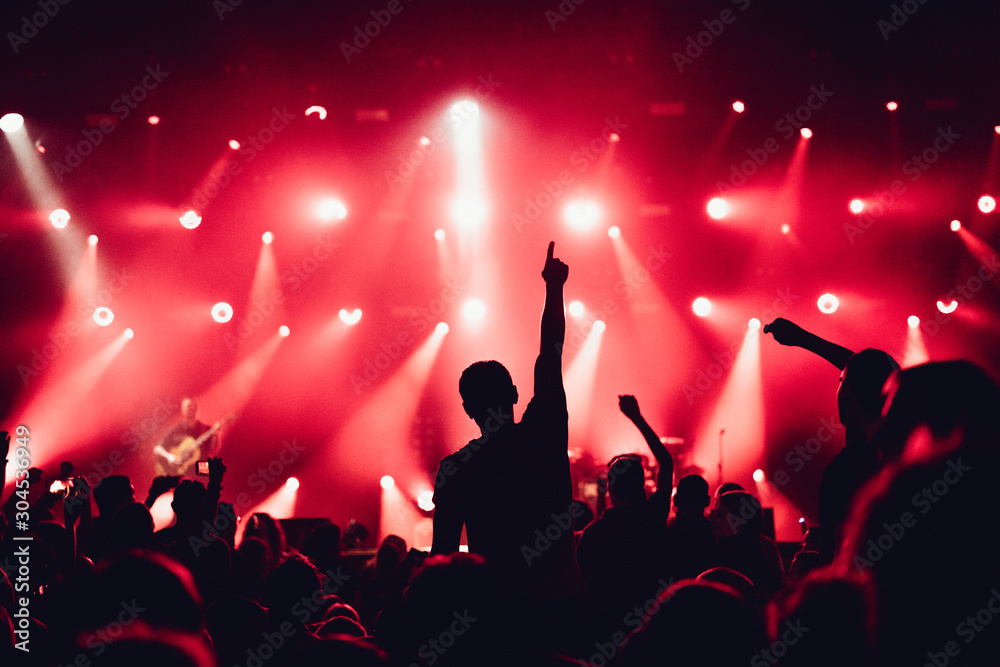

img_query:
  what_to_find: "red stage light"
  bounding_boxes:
[124,328,134,339]
[753,469,765,482]
[978,195,996,214]
[886,101,898,111]
[706,197,728,220]
[568,301,585,318]
[286,477,299,490]
[817,293,839,314]
[800,128,813,139]
[907,316,920,328]
[49,209,70,228]
[692,297,712,317]
[262,231,274,244]
[849,199,864,214]
[937,300,958,314]
[748,318,761,330]
[147,115,160,125]
[436,322,449,334]
[419,136,431,146]
[732,101,745,113]
[417,489,435,511]
[380,475,395,490]
[781,224,790,235]
[463,298,486,322]
[179,211,202,229]
[279,325,290,337]
[950,220,961,232]
[593,320,606,333]
[212,303,234,323]
[317,199,348,222]
[609,132,620,142]
[305,105,328,120]
[229,139,240,150]
[607,225,621,238]
[564,201,601,231]
[88,235,98,246]
[434,228,445,241]
[93,307,114,326]
[339,308,362,325]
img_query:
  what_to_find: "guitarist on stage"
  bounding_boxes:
[153,397,219,476]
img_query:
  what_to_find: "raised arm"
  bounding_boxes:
[536,241,568,396]
[618,395,673,495]
[762,318,854,371]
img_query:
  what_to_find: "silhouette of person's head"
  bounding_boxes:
[714,491,763,538]
[875,359,1000,460]
[459,361,518,425]
[710,482,743,519]
[570,499,594,530]
[837,348,899,438]
[171,479,206,521]
[264,553,324,626]
[675,474,710,513]
[94,475,135,516]
[607,454,646,507]
[302,521,342,563]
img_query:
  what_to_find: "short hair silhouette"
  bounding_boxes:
[607,454,646,505]
[675,474,710,509]
[459,360,516,419]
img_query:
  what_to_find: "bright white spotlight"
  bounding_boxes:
[609,132,620,142]
[817,293,839,314]
[339,308,362,325]
[564,201,601,231]
[937,300,958,314]
[212,302,234,323]
[692,297,712,317]
[753,469,765,483]
[49,209,70,229]
[978,195,996,214]
[228,139,240,150]
[450,196,488,226]
[419,136,431,146]
[305,105,328,120]
[317,198,348,222]
[436,322,449,334]
[950,220,961,232]
[748,317,761,330]
[417,489,435,511]
[88,235,98,246]
[781,223,790,235]
[147,116,160,125]
[907,315,920,328]
[124,328,134,339]
[93,307,114,326]
[800,128,813,139]
[0,113,24,133]
[607,225,621,238]
[593,320,606,333]
[449,100,479,121]
[463,298,486,322]
[706,197,728,220]
[849,199,864,214]
[179,211,202,229]
[568,301,585,318]
[886,101,898,111]
[279,325,290,337]
[286,477,300,490]
[380,475,395,490]
[732,101,745,113]
[261,231,274,244]
[434,228,446,241]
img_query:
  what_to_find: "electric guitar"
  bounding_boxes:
[155,412,237,476]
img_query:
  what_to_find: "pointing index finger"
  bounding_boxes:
[547,241,555,260]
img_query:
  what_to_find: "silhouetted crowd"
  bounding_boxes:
[2,244,999,666]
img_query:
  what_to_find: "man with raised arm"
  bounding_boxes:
[763,317,899,561]
[431,242,584,604]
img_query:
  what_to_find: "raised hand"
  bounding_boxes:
[762,318,809,347]
[618,395,642,422]
[541,241,568,285]
[208,457,226,485]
